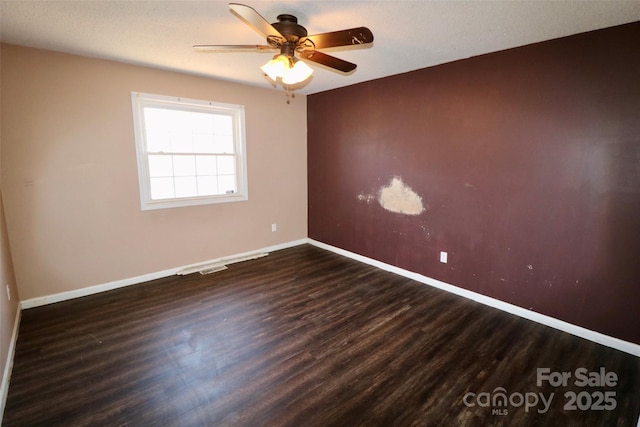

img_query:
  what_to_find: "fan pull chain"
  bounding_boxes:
[285,86,296,104]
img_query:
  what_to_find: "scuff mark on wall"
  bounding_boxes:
[378,177,425,215]
[356,193,376,204]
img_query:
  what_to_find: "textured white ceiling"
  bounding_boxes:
[1,1,639,95]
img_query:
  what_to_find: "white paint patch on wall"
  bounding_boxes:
[378,177,425,215]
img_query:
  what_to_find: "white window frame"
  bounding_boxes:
[131,92,248,210]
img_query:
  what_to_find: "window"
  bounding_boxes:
[131,92,247,210]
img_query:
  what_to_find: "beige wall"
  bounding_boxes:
[1,194,20,394]
[0,44,308,301]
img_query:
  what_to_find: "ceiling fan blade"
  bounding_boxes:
[304,27,374,49]
[194,44,276,52]
[229,3,284,40]
[300,50,356,73]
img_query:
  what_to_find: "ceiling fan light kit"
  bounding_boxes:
[261,55,314,85]
[194,3,374,99]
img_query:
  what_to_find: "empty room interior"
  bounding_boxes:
[1,1,639,425]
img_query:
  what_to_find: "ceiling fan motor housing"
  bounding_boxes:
[272,14,308,42]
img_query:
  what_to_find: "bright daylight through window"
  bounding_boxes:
[131,92,247,210]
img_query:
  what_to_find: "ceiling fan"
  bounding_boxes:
[194,3,374,91]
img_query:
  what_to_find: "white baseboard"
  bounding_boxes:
[0,306,21,423]
[20,239,308,310]
[307,239,640,357]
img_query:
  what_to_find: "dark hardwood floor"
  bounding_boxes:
[3,244,639,426]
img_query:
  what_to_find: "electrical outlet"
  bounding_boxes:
[6,284,11,301]
[440,251,448,263]
[271,223,277,232]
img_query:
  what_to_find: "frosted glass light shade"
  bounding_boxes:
[261,55,288,81]
[282,60,313,85]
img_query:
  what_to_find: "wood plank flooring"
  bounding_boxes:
[3,244,639,426]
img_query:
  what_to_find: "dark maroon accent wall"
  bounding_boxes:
[307,22,640,344]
